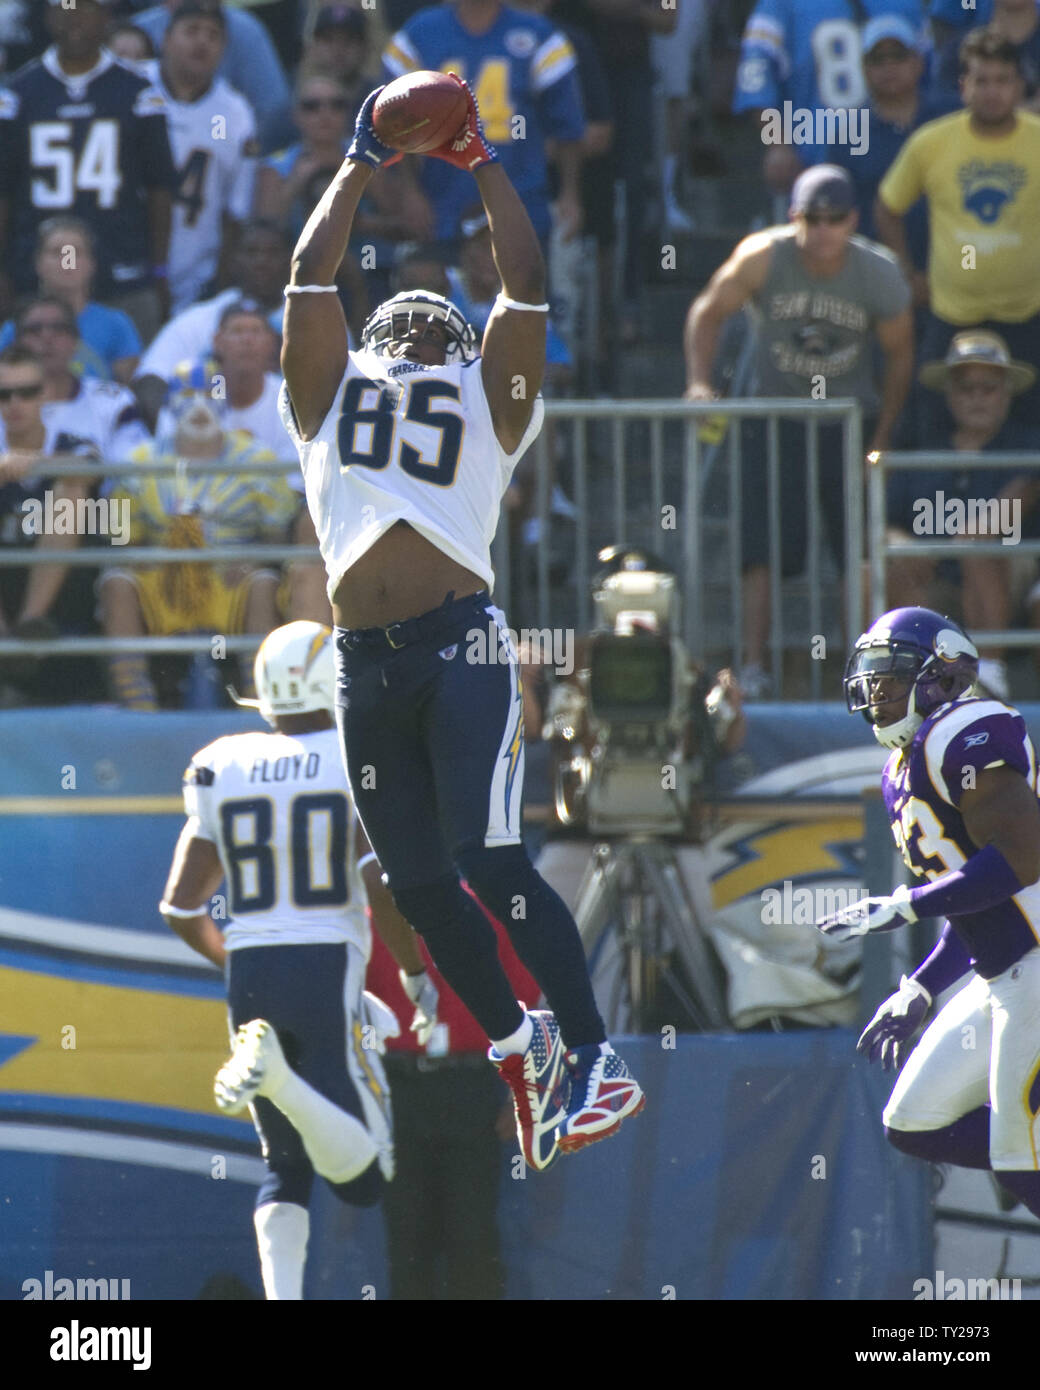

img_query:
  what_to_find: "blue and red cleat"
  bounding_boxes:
[556,1045,645,1154]
[489,1010,568,1171]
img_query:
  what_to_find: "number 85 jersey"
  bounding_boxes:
[279,351,544,601]
[183,726,370,955]
[883,696,1040,978]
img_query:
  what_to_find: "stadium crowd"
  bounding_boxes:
[2,0,1040,707]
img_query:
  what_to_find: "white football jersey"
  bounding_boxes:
[182,726,371,954]
[278,350,544,600]
[43,379,150,463]
[147,62,258,312]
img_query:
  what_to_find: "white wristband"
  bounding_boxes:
[357,851,379,872]
[159,899,209,919]
[496,292,549,313]
[284,283,339,296]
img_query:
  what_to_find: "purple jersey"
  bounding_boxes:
[882,696,1040,977]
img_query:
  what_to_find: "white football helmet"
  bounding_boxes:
[243,622,336,725]
[360,290,477,363]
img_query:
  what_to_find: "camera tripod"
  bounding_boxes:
[571,837,730,1034]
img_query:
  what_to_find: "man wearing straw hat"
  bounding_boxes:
[885,329,1040,701]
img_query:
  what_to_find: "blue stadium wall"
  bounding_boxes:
[0,707,934,1300]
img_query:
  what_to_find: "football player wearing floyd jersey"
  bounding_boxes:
[160,622,440,1300]
[817,607,1040,1216]
[278,76,644,1173]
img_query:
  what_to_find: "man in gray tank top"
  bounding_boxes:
[684,165,913,696]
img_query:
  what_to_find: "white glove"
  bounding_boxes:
[399,968,440,1047]
[361,991,401,1056]
[816,884,918,943]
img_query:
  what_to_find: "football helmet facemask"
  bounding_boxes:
[360,290,477,363]
[844,607,980,750]
[233,621,336,726]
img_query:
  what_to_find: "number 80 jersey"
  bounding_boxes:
[882,696,1040,978]
[279,351,544,602]
[183,727,370,955]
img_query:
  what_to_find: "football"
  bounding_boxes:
[372,71,469,155]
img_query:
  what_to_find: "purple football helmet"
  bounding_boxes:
[844,607,980,749]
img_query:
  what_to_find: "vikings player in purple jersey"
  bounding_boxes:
[817,607,1040,1215]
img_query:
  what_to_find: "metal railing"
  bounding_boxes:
[0,399,865,696]
[867,451,1040,646]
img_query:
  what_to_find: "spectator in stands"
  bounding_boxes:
[877,28,1040,432]
[732,0,928,197]
[302,4,381,116]
[133,219,291,430]
[255,73,353,243]
[0,0,175,340]
[169,305,287,456]
[447,209,572,385]
[0,218,142,385]
[13,297,150,464]
[650,0,709,236]
[826,16,956,296]
[512,0,613,380]
[160,305,333,629]
[131,0,294,154]
[0,344,101,704]
[929,0,1026,46]
[98,379,297,710]
[930,0,1040,106]
[0,2,46,80]
[106,23,157,66]
[684,164,913,698]
[148,2,259,313]
[381,0,586,250]
[255,67,422,294]
[548,0,672,344]
[886,331,1040,701]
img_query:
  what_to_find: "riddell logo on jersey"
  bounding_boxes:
[760,102,869,156]
[21,491,130,545]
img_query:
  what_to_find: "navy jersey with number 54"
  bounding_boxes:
[0,50,175,297]
[882,696,1040,978]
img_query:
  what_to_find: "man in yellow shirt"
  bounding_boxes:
[876,27,1040,431]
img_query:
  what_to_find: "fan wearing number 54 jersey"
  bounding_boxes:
[0,0,175,312]
[160,622,441,1300]
[816,607,1040,1216]
[277,78,644,1174]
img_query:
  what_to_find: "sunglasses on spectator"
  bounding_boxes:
[299,97,348,112]
[804,210,850,225]
[20,319,75,335]
[0,383,43,401]
[865,48,915,66]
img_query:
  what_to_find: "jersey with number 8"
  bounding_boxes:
[278,351,543,602]
[183,727,370,953]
